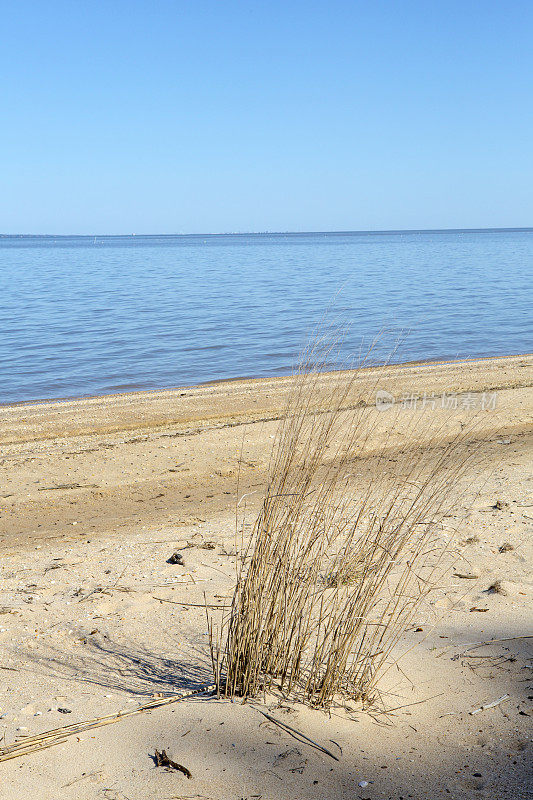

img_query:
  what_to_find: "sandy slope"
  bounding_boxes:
[1,354,532,551]
[0,356,532,799]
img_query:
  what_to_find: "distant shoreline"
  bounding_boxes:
[1,227,533,239]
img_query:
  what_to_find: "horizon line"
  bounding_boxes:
[1,226,533,238]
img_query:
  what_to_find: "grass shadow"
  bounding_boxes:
[17,633,212,696]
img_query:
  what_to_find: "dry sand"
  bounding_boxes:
[0,355,532,799]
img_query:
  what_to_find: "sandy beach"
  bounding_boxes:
[1,355,532,799]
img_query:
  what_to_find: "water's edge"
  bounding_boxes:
[2,351,531,410]
[2,229,531,403]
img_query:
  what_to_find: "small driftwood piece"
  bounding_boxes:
[153,748,191,778]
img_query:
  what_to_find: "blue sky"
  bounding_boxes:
[2,1,532,234]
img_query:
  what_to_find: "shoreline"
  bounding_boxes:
[1,353,531,448]
[2,351,532,410]
[0,353,531,553]
[3,225,533,238]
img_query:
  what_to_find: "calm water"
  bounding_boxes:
[0,230,532,404]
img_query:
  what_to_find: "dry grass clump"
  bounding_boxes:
[209,335,483,708]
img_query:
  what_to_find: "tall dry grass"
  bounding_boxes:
[209,334,484,708]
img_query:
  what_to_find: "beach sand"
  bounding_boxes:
[0,355,532,799]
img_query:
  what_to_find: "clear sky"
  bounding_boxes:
[2,1,532,234]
